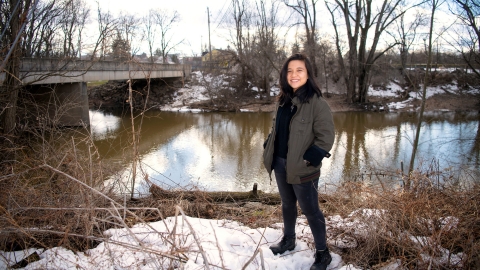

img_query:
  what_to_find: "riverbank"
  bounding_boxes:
[88,71,480,113]
[196,90,480,113]
[165,71,480,113]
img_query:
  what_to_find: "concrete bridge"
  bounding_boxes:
[0,58,191,126]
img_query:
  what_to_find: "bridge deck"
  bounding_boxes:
[0,58,191,85]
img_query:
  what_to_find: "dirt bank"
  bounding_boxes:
[88,79,480,113]
[238,92,480,113]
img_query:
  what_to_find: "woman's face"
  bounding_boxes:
[287,60,308,92]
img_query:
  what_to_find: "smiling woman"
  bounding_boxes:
[262,53,335,270]
[287,60,308,91]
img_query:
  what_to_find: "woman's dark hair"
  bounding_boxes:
[278,53,322,104]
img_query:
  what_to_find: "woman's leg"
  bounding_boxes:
[273,156,297,237]
[293,179,327,250]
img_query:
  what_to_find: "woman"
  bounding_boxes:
[263,53,335,270]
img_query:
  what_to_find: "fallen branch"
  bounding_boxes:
[149,183,281,205]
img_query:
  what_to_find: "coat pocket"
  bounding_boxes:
[299,170,320,183]
[292,117,311,134]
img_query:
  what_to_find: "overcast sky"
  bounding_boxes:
[82,0,456,57]
[85,0,235,56]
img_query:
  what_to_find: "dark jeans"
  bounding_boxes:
[273,156,327,250]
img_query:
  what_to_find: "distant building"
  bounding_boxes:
[201,49,233,69]
[183,56,203,71]
[133,53,148,62]
[154,54,180,64]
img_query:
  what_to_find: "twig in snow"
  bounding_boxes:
[210,222,226,269]
[175,205,211,270]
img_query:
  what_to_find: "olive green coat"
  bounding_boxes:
[263,95,335,184]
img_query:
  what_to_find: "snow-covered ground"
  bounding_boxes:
[1,207,462,269]
[161,71,281,112]
[370,79,480,111]
[0,211,372,270]
[161,71,479,112]
[160,71,226,112]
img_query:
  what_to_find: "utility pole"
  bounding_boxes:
[207,7,212,62]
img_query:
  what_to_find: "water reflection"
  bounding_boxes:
[89,110,121,140]
[90,110,480,195]
[325,111,480,188]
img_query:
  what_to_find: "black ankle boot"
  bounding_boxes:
[310,248,332,270]
[269,235,296,255]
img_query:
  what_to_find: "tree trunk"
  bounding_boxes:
[357,66,369,103]
[407,0,438,188]
[2,67,20,135]
[308,46,318,77]
[346,42,358,103]
[150,183,282,205]
[400,42,408,75]
[1,0,27,134]
[346,71,357,103]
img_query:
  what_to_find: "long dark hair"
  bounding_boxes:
[278,53,322,104]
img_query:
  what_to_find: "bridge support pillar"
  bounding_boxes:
[33,82,90,127]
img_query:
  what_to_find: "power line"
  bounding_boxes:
[212,0,229,24]
[214,1,233,31]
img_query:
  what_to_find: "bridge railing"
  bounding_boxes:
[0,58,191,84]
[20,58,189,73]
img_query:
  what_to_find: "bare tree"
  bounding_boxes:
[317,38,335,95]
[92,2,117,60]
[117,12,141,58]
[229,0,253,92]
[1,0,34,135]
[151,9,184,63]
[325,0,419,103]
[23,0,62,57]
[250,0,283,99]
[407,0,445,188]
[325,0,360,103]
[219,0,286,97]
[75,0,90,58]
[283,0,319,77]
[291,33,301,54]
[22,0,90,58]
[387,9,428,75]
[144,10,157,63]
[60,0,79,57]
[448,0,480,78]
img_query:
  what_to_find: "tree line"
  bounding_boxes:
[1,0,479,135]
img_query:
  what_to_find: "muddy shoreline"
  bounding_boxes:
[192,93,480,112]
[234,92,480,113]
[88,79,480,113]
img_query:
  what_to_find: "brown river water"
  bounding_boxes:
[88,110,480,196]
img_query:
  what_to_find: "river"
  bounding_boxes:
[89,110,480,196]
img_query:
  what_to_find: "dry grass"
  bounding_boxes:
[0,124,280,250]
[320,171,480,269]
[0,127,118,252]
